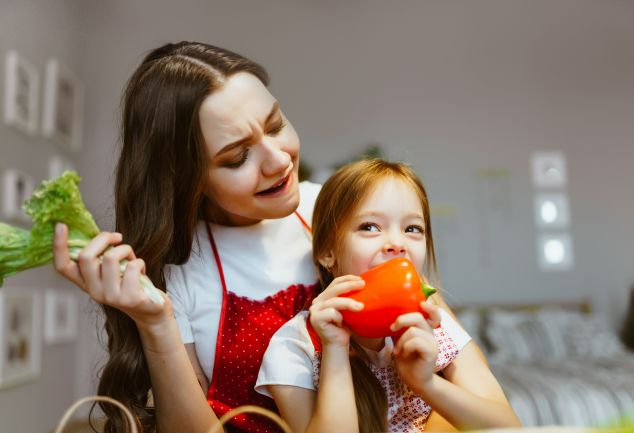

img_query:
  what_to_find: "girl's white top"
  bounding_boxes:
[256,308,472,432]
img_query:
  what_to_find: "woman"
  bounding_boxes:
[53,41,465,433]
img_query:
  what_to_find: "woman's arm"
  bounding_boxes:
[413,342,521,430]
[53,225,221,433]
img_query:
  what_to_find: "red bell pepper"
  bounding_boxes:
[340,258,436,338]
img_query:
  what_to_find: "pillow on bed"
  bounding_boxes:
[485,307,626,362]
[486,309,569,361]
[454,308,490,356]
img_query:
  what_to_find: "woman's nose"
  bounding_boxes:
[260,139,291,177]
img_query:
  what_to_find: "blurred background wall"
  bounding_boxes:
[0,0,633,431]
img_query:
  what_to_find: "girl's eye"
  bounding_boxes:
[359,222,380,232]
[405,225,425,234]
[224,148,250,168]
[266,120,286,136]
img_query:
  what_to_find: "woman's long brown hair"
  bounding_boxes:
[311,159,439,433]
[98,42,269,433]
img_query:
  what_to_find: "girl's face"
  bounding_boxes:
[200,72,301,226]
[327,177,427,277]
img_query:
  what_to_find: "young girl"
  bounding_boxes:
[256,159,520,432]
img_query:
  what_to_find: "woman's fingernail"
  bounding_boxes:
[55,223,63,236]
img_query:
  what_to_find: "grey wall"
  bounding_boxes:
[1,0,633,431]
[0,1,98,432]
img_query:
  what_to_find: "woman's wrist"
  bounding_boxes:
[136,313,185,354]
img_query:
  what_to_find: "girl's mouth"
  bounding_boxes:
[256,173,292,196]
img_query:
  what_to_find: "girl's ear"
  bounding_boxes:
[318,251,336,270]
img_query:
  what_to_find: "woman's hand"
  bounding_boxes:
[309,275,365,347]
[391,301,441,392]
[53,223,170,330]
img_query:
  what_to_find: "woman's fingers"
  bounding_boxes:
[120,258,147,306]
[53,223,85,288]
[312,276,365,304]
[101,244,134,304]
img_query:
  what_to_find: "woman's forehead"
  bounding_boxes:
[199,72,276,149]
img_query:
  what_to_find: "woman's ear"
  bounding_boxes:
[318,251,335,270]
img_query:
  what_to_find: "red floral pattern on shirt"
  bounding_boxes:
[311,326,460,432]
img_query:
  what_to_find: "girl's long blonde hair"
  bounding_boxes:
[311,159,439,433]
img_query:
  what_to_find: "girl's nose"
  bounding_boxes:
[261,139,291,177]
[382,232,407,255]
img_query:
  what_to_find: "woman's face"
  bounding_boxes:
[200,72,301,226]
[327,177,428,278]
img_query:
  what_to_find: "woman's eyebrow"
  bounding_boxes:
[215,102,280,159]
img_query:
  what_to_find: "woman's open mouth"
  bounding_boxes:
[255,173,292,197]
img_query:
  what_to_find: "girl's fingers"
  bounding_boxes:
[390,312,432,334]
[313,297,363,313]
[311,307,343,329]
[396,335,432,358]
[394,327,435,356]
[419,302,441,329]
[312,276,365,304]
[53,223,85,288]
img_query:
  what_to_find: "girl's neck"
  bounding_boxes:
[351,334,385,352]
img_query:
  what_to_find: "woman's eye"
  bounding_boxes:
[266,121,286,136]
[405,225,425,234]
[359,223,380,232]
[224,149,250,168]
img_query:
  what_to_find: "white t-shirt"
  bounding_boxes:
[255,308,472,396]
[166,181,321,382]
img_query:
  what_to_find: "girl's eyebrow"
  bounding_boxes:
[214,101,280,159]
[355,211,424,220]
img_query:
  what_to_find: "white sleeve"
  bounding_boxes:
[165,264,194,344]
[439,308,472,351]
[298,181,322,223]
[255,312,317,398]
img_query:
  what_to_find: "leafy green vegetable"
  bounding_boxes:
[0,171,163,305]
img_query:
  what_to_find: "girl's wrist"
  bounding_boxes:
[411,372,441,400]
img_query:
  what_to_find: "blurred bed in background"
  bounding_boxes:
[455,300,634,428]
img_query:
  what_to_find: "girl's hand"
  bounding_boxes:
[53,223,170,330]
[309,275,364,347]
[391,302,441,392]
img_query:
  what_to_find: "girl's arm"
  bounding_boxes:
[268,276,365,433]
[53,226,221,433]
[413,342,521,430]
[391,303,519,430]
[268,344,356,433]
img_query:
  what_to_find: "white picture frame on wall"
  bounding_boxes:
[44,290,78,345]
[3,50,39,136]
[48,155,75,180]
[42,58,83,153]
[0,288,42,389]
[1,169,35,224]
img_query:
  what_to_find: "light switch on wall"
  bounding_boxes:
[531,151,567,188]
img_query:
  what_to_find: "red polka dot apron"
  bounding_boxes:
[205,212,316,433]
